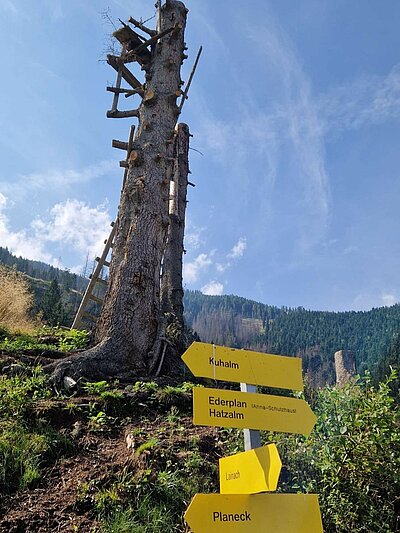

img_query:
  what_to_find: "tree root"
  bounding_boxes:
[43,338,147,391]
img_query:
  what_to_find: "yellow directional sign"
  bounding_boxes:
[193,387,316,436]
[181,342,303,391]
[184,493,323,533]
[219,444,281,494]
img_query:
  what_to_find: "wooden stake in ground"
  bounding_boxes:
[47,0,189,385]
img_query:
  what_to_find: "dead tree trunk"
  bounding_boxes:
[160,122,190,325]
[46,1,188,384]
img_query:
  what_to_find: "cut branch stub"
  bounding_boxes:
[128,149,141,166]
[143,89,156,105]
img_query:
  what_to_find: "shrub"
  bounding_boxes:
[274,371,400,532]
[0,265,36,332]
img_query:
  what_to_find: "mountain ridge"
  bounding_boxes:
[1,246,399,386]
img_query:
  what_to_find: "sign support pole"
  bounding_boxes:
[240,383,261,450]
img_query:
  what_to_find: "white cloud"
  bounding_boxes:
[184,221,206,251]
[343,245,358,255]
[193,16,331,254]
[381,292,397,307]
[0,160,116,201]
[0,194,112,267]
[352,291,398,311]
[201,281,224,296]
[183,252,213,283]
[228,237,247,259]
[0,193,53,263]
[320,64,400,134]
[216,262,230,273]
[32,199,112,259]
[249,22,330,251]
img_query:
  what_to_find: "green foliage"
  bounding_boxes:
[100,496,177,533]
[0,366,50,419]
[0,422,72,492]
[101,509,142,533]
[0,368,72,493]
[0,327,89,355]
[39,279,70,326]
[374,333,400,394]
[135,438,159,455]
[132,381,159,394]
[84,381,110,395]
[56,327,90,351]
[273,371,400,532]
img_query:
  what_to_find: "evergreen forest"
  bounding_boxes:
[1,246,400,386]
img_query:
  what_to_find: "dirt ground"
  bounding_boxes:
[0,390,221,533]
[1,434,118,531]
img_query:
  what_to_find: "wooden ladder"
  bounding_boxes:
[71,120,136,330]
[71,221,115,329]
[71,25,142,331]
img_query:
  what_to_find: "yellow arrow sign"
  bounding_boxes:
[181,342,303,391]
[193,387,316,436]
[184,493,323,533]
[219,444,281,494]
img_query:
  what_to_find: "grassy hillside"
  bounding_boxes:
[0,251,399,531]
[0,331,398,532]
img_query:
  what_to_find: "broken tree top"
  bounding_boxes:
[105,2,201,119]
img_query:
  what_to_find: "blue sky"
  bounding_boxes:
[1,0,400,312]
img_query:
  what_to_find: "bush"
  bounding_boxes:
[0,265,36,332]
[274,371,400,532]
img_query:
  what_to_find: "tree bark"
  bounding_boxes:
[160,123,190,325]
[46,1,188,385]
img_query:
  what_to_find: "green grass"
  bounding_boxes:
[0,366,73,493]
[0,326,89,354]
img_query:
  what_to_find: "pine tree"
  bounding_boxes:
[40,280,67,326]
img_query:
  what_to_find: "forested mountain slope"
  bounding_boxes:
[183,291,400,386]
[0,247,87,293]
[1,247,399,386]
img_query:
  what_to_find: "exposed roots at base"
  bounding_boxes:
[43,338,146,391]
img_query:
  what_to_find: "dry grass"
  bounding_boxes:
[0,265,37,332]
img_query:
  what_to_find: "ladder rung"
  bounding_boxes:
[82,311,98,322]
[107,109,138,119]
[95,277,108,286]
[107,55,144,91]
[107,87,133,94]
[95,257,110,268]
[112,139,129,150]
[89,294,104,305]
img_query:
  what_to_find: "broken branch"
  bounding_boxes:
[178,45,202,114]
[128,16,156,37]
